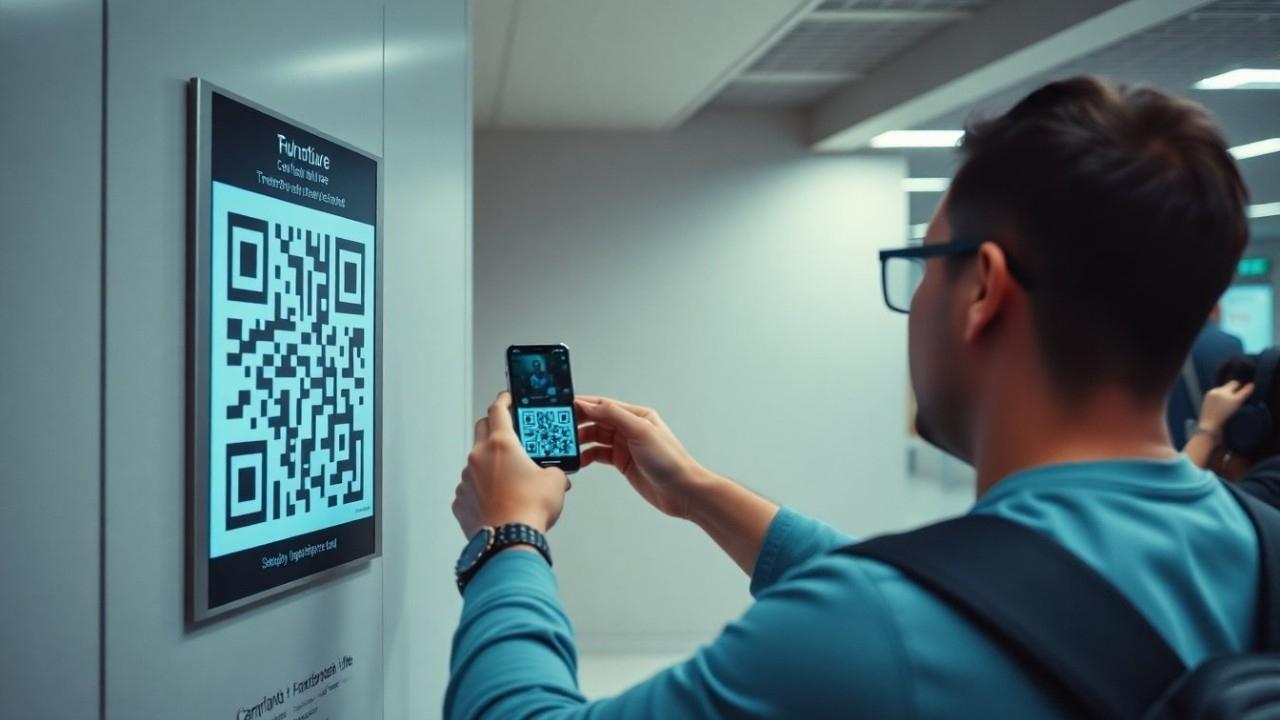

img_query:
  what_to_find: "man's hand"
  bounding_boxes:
[453,392,570,538]
[1186,379,1255,471]
[576,395,780,576]
[575,395,713,520]
[1199,379,1255,436]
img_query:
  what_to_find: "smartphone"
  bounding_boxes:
[506,344,581,473]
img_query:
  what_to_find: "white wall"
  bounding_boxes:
[91,1,469,718]
[474,111,918,670]
[0,1,103,716]
[381,1,473,715]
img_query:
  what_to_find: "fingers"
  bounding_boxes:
[581,445,615,469]
[577,395,658,421]
[574,397,612,422]
[488,391,515,436]
[474,417,490,443]
[577,398,652,435]
[1217,380,1243,396]
[1213,381,1255,401]
[578,423,615,447]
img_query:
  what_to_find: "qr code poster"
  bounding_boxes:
[192,82,379,618]
[209,183,374,556]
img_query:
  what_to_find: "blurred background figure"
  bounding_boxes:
[1184,348,1280,507]
[1167,305,1244,449]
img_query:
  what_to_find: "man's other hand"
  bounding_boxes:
[575,395,714,520]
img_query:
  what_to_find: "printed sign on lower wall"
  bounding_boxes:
[235,654,359,720]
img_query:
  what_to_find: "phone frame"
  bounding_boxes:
[505,343,581,473]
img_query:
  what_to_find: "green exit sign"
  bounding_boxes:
[1239,257,1271,277]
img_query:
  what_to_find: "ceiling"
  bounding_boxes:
[715,0,989,108]
[475,1,1215,140]
[474,0,817,130]
[474,0,1280,237]
[472,0,1011,131]
[897,0,1280,239]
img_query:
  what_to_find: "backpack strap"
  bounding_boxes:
[838,514,1186,719]
[1222,482,1280,650]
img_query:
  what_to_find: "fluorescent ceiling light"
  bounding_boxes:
[902,177,950,193]
[1248,202,1280,219]
[1194,68,1280,90]
[1230,138,1280,160]
[871,130,964,148]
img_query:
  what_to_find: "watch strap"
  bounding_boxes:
[491,523,552,564]
[456,523,552,594]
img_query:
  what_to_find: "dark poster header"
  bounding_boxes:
[211,92,378,225]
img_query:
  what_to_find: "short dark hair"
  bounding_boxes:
[947,76,1249,400]
[1215,352,1280,461]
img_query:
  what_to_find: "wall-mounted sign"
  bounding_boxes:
[1238,257,1271,278]
[189,79,381,621]
[1221,283,1274,353]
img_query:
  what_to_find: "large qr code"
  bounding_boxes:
[518,407,578,458]
[209,182,375,557]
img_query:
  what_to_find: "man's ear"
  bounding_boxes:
[963,242,1013,343]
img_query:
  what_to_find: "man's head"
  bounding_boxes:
[909,76,1248,461]
[532,359,543,373]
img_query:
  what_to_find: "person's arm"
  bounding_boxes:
[749,505,855,596]
[1184,426,1222,469]
[448,394,888,718]
[1184,380,1253,469]
[445,544,910,720]
[674,466,779,575]
[674,467,856,587]
[574,396,853,576]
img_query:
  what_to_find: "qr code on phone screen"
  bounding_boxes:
[517,407,577,458]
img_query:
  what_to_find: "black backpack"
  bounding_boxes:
[839,483,1280,719]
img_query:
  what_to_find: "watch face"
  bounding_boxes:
[456,528,493,574]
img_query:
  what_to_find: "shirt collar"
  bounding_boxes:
[975,455,1217,510]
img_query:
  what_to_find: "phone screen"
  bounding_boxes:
[506,344,580,472]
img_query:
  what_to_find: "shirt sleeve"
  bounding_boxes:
[749,506,857,597]
[446,525,907,720]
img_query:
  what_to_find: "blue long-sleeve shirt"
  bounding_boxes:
[446,457,1260,718]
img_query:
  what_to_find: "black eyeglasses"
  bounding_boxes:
[878,240,1036,314]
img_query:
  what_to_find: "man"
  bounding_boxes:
[1184,354,1280,509]
[447,77,1256,718]
[1166,305,1245,448]
[527,358,552,394]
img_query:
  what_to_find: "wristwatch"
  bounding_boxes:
[455,523,552,594]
